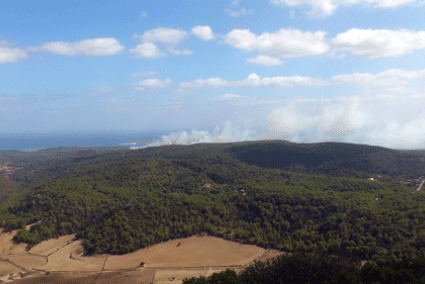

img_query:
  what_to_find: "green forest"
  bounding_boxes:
[1,140,425,267]
[183,250,425,284]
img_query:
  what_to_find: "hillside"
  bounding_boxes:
[1,140,425,266]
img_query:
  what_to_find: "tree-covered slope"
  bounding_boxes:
[223,140,425,179]
[0,140,425,265]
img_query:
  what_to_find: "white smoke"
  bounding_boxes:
[130,121,262,150]
[264,94,425,149]
[130,93,425,150]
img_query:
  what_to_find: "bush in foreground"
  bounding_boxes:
[183,251,425,284]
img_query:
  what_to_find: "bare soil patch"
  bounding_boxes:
[105,235,265,270]
[245,249,288,267]
[6,253,47,270]
[29,234,76,256]
[41,243,106,272]
[0,228,28,255]
[0,260,22,276]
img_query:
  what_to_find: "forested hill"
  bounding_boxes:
[223,141,425,179]
[1,140,425,265]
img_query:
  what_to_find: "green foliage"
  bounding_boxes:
[0,141,425,263]
[184,253,425,284]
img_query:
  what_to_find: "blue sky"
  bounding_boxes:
[2,0,425,148]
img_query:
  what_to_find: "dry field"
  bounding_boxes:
[0,228,28,255]
[28,234,76,256]
[2,225,364,283]
[105,235,266,270]
[0,228,272,283]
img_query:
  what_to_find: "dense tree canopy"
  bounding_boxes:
[0,141,424,267]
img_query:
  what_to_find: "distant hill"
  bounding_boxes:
[222,141,425,179]
[1,140,425,266]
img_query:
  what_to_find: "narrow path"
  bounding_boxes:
[416,179,424,191]
[101,255,108,271]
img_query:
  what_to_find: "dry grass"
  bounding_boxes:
[6,253,47,270]
[105,234,265,270]
[29,234,76,256]
[0,259,22,275]
[0,228,28,255]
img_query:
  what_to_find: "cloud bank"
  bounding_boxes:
[180,68,425,88]
[28,38,124,56]
[331,28,425,59]
[225,28,329,59]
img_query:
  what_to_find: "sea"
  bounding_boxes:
[0,132,166,151]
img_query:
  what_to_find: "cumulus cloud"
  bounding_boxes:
[129,42,165,58]
[135,27,189,46]
[0,46,29,64]
[247,55,284,66]
[180,73,328,88]
[271,0,419,18]
[225,28,329,58]
[191,25,215,40]
[28,38,124,56]
[130,71,159,77]
[132,27,192,57]
[331,28,425,59]
[133,78,173,91]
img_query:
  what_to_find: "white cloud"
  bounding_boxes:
[133,78,173,91]
[225,28,329,58]
[129,42,165,58]
[0,46,29,64]
[181,68,425,89]
[132,27,193,57]
[225,8,253,17]
[271,0,418,18]
[28,38,124,56]
[135,27,189,45]
[180,77,230,88]
[130,71,159,77]
[331,28,425,59]
[167,48,193,55]
[191,25,215,41]
[331,68,425,86]
[210,93,244,101]
[180,73,328,88]
[247,55,284,66]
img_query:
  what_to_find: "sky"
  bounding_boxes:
[2,0,425,149]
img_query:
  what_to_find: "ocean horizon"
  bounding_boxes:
[0,131,166,151]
